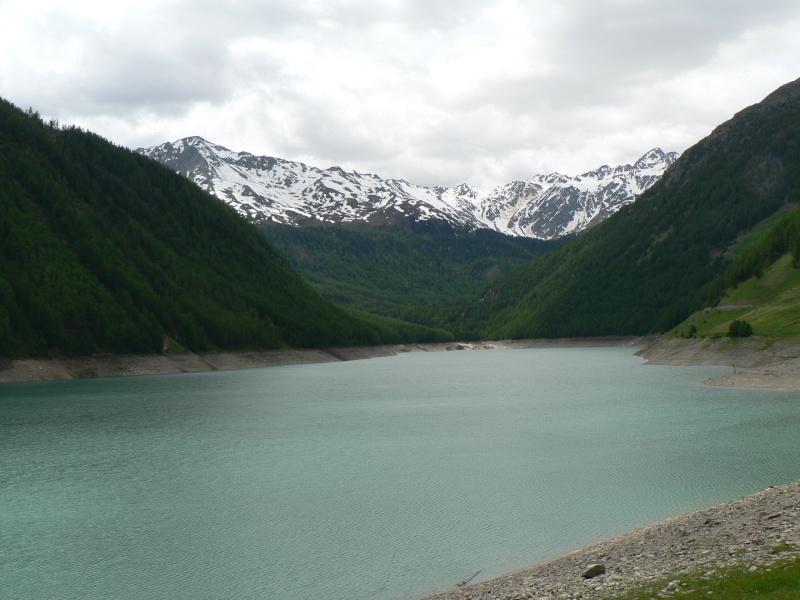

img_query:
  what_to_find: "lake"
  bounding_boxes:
[2,347,799,599]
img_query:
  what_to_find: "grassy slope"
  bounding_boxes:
[603,555,799,600]
[669,253,800,340]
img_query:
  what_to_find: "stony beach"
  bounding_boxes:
[420,481,800,600]
[636,336,800,393]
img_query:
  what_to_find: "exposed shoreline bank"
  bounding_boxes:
[420,480,799,600]
[5,335,800,393]
[637,336,800,392]
[6,334,800,390]
[0,336,647,384]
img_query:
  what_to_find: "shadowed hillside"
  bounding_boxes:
[261,222,559,321]
[0,99,450,358]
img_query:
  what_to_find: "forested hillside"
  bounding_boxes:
[261,222,558,321]
[664,201,800,339]
[0,99,449,358]
[428,77,800,340]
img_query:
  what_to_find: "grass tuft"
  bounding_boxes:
[601,556,800,600]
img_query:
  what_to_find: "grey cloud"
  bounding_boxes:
[166,0,309,37]
[6,7,237,118]
[401,0,487,31]
[82,37,233,113]
[276,92,398,165]
[6,0,800,190]
[457,0,800,119]
[284,0,486,33]
[546,0,800,81]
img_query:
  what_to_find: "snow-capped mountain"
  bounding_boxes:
[138,137,678,240]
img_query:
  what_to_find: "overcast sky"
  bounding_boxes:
[2,1,800,188]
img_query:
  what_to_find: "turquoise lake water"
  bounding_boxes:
[2,347,799,599]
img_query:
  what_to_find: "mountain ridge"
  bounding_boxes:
[138,139,678,240]
[431,76,800,340]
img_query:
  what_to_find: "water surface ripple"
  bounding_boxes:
[1,347,799,599]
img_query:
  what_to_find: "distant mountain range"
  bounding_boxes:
[139,139,678,240]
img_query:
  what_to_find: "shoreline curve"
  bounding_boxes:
[419,480,799,600]
[0,336,647,384]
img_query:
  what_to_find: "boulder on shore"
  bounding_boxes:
[581,564,606,579]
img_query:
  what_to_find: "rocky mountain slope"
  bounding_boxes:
[139,139,677,240]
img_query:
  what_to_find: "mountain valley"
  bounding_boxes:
[4,77,800,360]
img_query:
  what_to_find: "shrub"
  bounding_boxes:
[728,319,753,337]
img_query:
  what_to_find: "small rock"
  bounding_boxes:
[581,564,606,579]
[763,512,782,520]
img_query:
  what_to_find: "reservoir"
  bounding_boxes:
[2,347,799,599]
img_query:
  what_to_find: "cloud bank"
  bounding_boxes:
[2,0,800,187]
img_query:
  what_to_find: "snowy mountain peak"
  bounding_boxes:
[635,147,680,169]
[138,139,678,240]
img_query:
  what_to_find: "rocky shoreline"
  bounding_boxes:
[3,334,792,391]
[0,337,646,384]
[420,481,799,600]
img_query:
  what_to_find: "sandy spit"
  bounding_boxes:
[0,337,646,384]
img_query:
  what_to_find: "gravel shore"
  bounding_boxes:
[420,481,800,600]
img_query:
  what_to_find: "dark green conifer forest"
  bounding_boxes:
[0,98,449,358]
[261,223,558,322]
[5,76,800,357]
